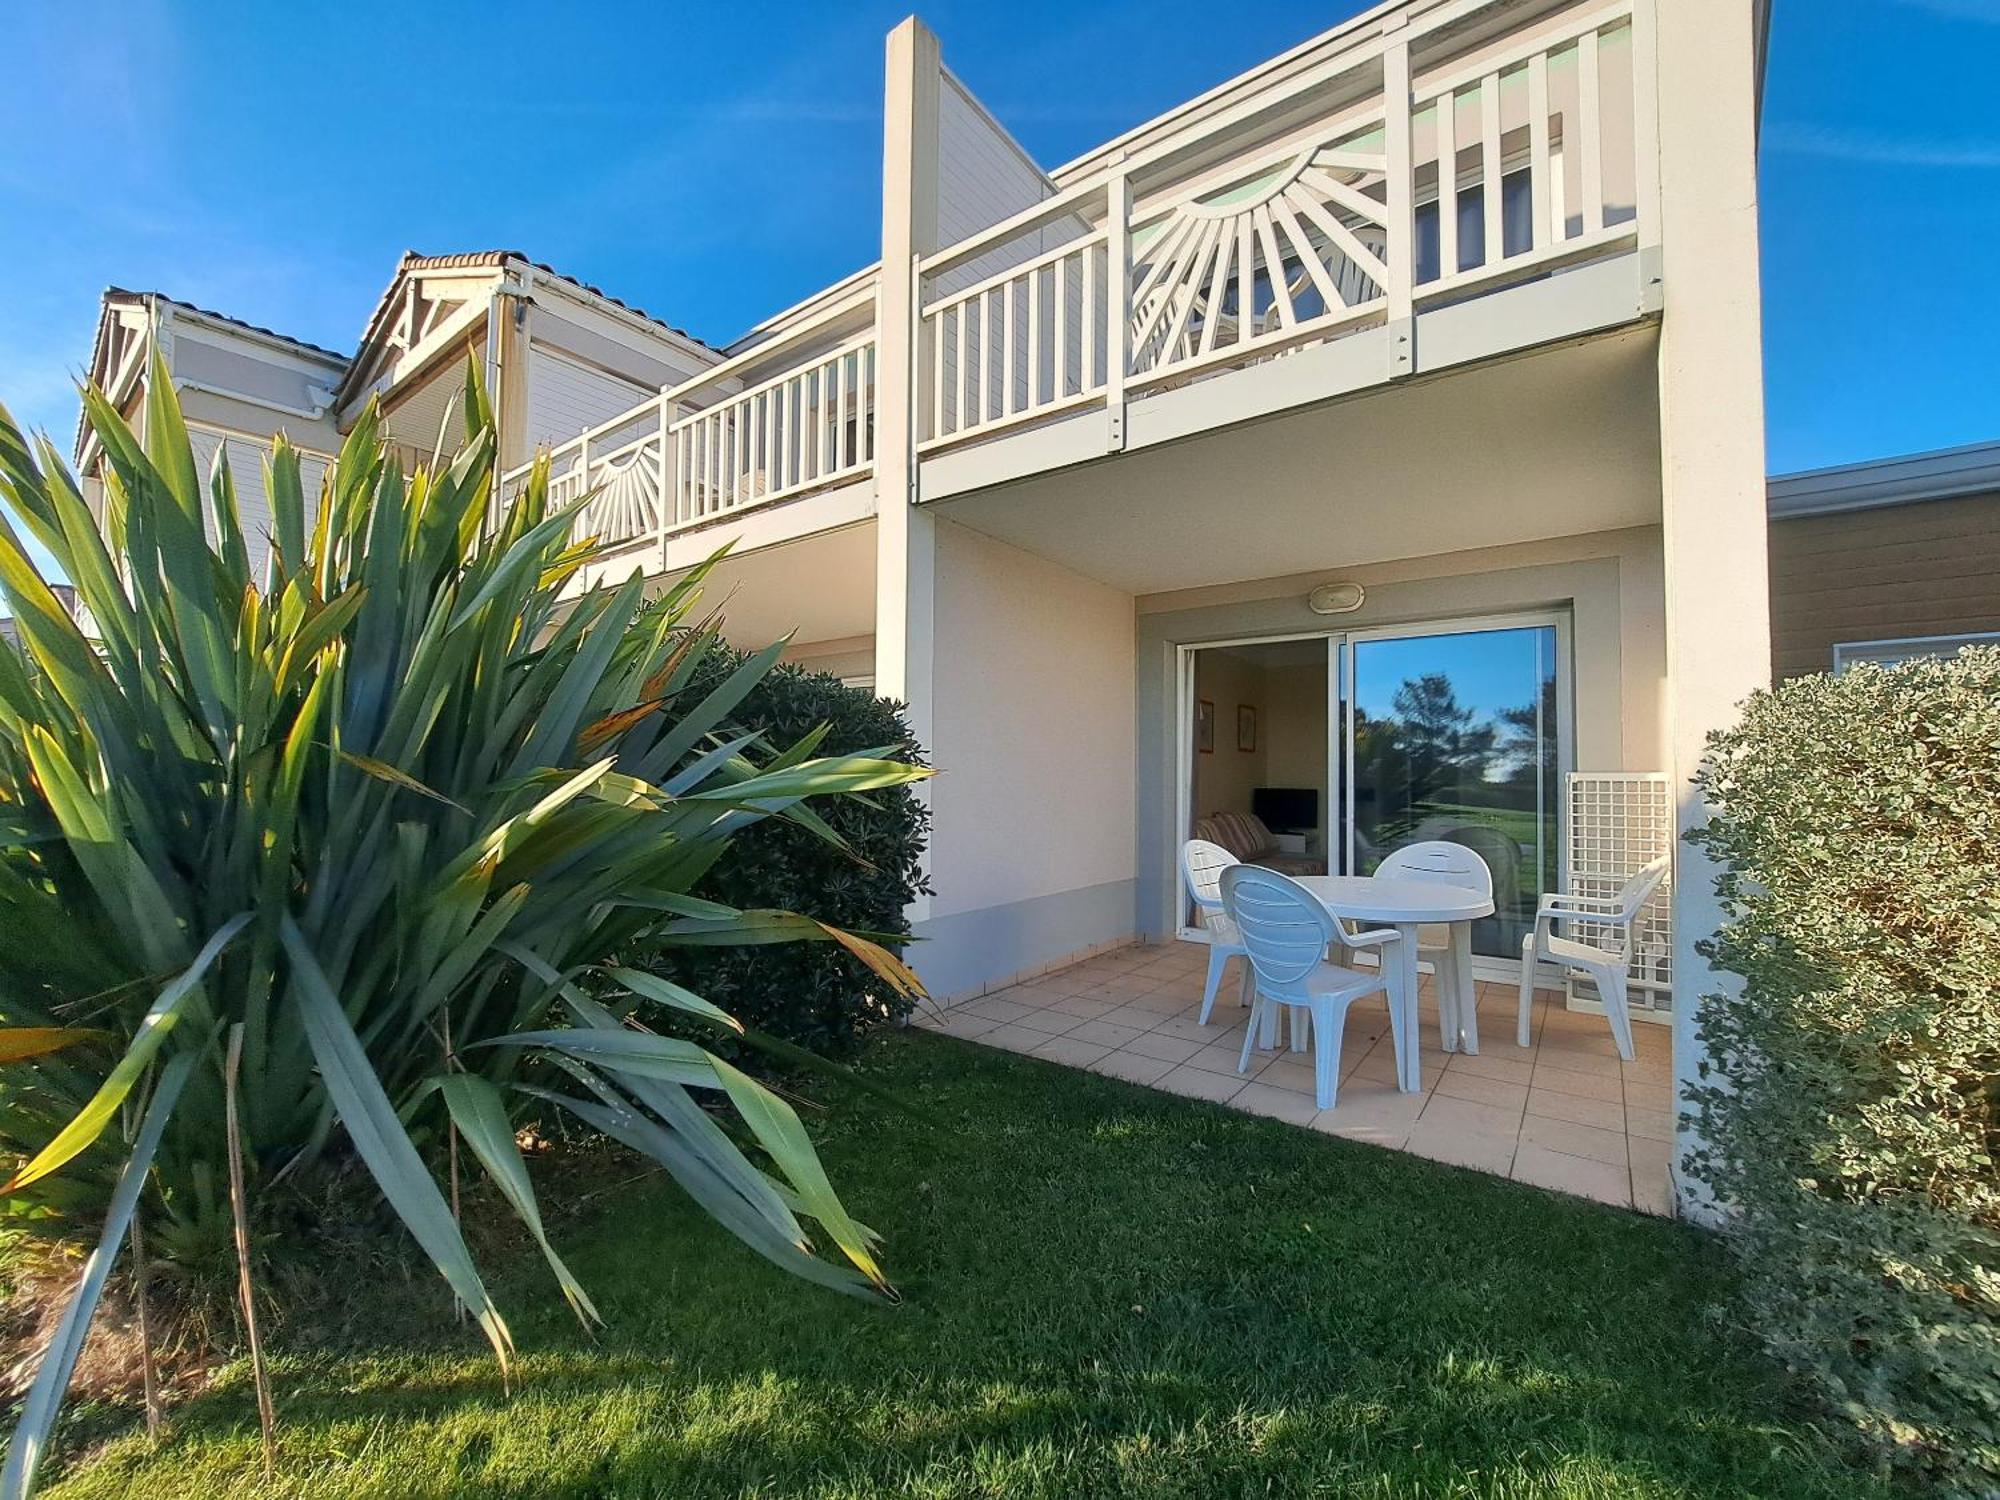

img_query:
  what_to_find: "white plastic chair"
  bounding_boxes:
[1373,841,1496,1054]
[1516,855,1670,1061]
[1220,865,1402,1109]
[1181,838,1251,1025]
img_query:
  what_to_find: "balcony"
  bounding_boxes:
[508,0,1654,565]
[917,0,1650,496]
[504,280,880,559]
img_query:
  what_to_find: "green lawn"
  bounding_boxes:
[43,1033,1864,1499]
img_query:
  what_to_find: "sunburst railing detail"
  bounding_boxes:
[1128,117,1392,384]
[915,0,1643,452]
[503,0,1649,542]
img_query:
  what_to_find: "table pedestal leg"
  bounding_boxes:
[1451,922,1479,1055]
[1438,948,1459,1056]
[1395,923,1423,1092]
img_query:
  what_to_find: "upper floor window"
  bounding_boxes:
[1833,633,2000,672]
[1415,167,1536,284]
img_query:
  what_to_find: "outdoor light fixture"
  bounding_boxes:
[1306,581,1365,615]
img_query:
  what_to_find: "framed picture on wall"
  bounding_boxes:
[1195,699,1215,754]
[1237,704,1258,753]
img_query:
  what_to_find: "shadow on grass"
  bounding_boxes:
[47,1033,1864,1500]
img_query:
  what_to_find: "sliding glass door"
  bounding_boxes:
[1345,621,1562,957]
[1178,614,1567,961]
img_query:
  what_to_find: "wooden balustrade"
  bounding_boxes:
[922,232,1109,447]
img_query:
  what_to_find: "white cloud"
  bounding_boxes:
[1764,122,2000,169]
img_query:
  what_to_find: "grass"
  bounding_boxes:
[38,1032,1867,1499]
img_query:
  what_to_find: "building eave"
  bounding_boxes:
[1769,438,2000,520]
[336,250,725,411]
[74,288,346,467]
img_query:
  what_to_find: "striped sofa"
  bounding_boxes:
[1192,811,1327,877]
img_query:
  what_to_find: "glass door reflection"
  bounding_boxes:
[1346,624,1561,957]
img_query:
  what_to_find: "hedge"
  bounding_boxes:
[1686,646,1999,1493]
[646,653,930,1060]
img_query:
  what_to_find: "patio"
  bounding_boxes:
[918,940,1675,1215]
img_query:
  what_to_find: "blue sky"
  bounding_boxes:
[2,0,1995,477]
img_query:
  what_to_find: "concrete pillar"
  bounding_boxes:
[1652,0,1770,1218]
[875,16,942,920]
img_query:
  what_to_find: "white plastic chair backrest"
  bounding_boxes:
[1220,865,1336,1003]
[1615,855,1671,923]
[1181,839,1238,915]
[1372,840,1495,900]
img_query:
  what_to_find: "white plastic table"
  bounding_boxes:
[1294,875,1494,1092]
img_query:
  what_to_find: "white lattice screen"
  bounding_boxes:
[1564,772,1675,1017]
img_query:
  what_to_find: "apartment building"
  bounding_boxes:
[76,0,1772,1212]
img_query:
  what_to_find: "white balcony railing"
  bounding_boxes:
[505,287,878,554]
[677,331,875,527]
[916,0,1644,451]
[510,0,1649,556]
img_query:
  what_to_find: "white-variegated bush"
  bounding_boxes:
[0,360,928,1498]
[1686,647,1999,1495]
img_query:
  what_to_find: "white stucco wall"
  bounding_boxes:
[915,516,1137,995]
[1653,0,1772,1218]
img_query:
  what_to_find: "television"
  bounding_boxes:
[1252,786,1318,834]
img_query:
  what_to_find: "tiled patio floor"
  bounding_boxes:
[917,940,1676,1215]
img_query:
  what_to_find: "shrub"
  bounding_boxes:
[649,653,930,1060]
[0,360,929,1495]
[1686,647,2000,1493]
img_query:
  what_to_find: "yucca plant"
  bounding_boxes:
[0,358,929,1497]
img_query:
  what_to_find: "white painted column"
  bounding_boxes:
[875,17,942,920]
[1381,18,1415,380]
[1652,0,1770,1219]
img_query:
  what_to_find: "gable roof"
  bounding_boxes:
[336,250,722,408]
[74,287,347,464]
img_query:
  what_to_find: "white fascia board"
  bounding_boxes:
[522,265,719,370]
[164,304,347,377]
[105,304,153,403]
[349,295,493,416]
[338,267,502,418]
[1048,0,1427,186]
[77,300,158,472]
